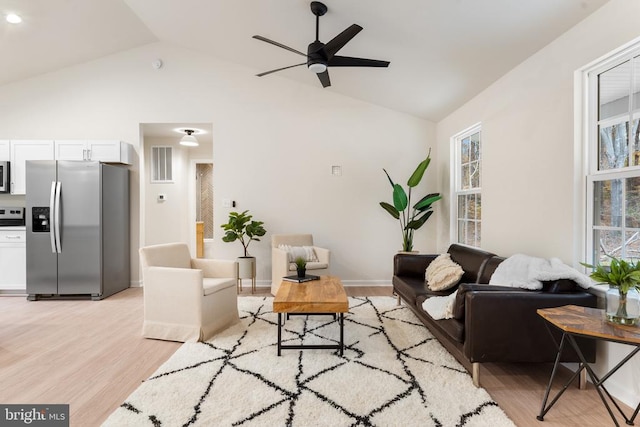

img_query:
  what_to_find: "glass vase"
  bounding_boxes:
[606,287,640,326]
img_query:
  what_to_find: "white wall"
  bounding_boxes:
[435,0,640,408]
[0,42,436,286]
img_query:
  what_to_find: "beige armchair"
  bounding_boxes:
[139,242,239,342]
[271,234,330,295]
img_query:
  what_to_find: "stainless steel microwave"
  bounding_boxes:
[0,161,9,193]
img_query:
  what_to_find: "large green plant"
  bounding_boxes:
[379,150,442,252]
[220,210,266,257]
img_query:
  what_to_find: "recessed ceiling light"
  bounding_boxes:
[6,13,22,24]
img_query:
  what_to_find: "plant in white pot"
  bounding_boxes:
[221,210,267,290]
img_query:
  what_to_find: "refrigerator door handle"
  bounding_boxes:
[54,181,62,253]
[49,181,57,253]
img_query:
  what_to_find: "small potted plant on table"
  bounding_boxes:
[295,257,307,278]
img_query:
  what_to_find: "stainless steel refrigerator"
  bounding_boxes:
[26,160,129,300]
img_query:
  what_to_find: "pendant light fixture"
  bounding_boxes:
[180,129,199,147]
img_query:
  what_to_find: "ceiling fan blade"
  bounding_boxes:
[252,35,307,57]
[322,24,363,58]
[328,56,390,68]
[256,63,306,77]
[317,70,331,88]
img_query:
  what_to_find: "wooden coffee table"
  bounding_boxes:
[273,275,349,356]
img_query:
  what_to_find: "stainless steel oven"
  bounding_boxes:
[0,207,25,226]
[0,161,9,193]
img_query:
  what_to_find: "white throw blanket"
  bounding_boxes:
[489,254,594,290]
[421,290,457,320]
[421,254,594,320]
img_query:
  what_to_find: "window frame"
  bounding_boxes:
[450,123,482,248]
[583,41,640,265]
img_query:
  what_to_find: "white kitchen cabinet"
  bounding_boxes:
[55,140,132,164]
[10,140,54,195]
[0,140,9,161]
[0,228,26,291]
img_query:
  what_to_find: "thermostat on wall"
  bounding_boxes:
[157,194,166,202]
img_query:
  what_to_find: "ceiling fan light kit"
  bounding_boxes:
[253,1,390,88]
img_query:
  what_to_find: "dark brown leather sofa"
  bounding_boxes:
[393,244,597,386]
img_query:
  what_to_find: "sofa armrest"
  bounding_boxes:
[453,283,522,319]
[144,266,204,322]
[272,247,290,286]
[393,254,437,279]
[464,290,597,364]
[314,246,330,265]
[191,259,238,279]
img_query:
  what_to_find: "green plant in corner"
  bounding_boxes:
[380,149,442,252]
[220,210,267,257]
[581,256,640,323]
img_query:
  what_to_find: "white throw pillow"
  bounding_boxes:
[278,244,318,262]
[425,253,464,291]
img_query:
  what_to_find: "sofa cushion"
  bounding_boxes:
[447,244,496,284]
[394,276,453,307]
[542,279,579,293]
[278,244,318,262]
[425,253,464,291]
[477,256,505,284]
[202,278,236,296]
[288,261,328,271]
[417,294,464,343]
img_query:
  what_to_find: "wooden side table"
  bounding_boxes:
[537,305,640,426]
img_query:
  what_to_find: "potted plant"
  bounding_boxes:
[582,256,640,325]
[379,149,442,252]
[221,210,267,282]
[294,257,307,278]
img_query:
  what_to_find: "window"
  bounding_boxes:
[586,49,640,264]
[451,124,482,247]
[151,146,173,183]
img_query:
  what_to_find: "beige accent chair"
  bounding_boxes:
[271,234,330,295]
[139,242,239,342]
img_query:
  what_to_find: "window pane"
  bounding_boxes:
[627,176,640,228]
[594,179,624,227]
[599,60,631,121]
[469,133,480,162]
[470,161,480,189]
[461,138,470,163]
[475,194,482,220]
[458,195,466,220]
[461,164,470,190]
[476,221,482,247]
[599,122,629,170]
[458,220,466,244]
[633,119,640,166]
[627,231,640,259]
[594,229,623,262]
[466,221,476,246]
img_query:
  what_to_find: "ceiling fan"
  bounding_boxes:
[252,1,390,88]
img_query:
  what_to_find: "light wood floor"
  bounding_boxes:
[0,286,632,426]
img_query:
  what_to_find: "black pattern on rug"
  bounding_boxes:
[105,297,514,427]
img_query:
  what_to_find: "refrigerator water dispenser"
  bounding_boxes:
[32,207,50,233]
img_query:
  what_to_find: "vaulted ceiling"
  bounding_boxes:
[0,0,609,121]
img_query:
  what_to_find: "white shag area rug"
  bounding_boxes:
[104,297,515,427]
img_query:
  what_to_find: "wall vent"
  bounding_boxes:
[151,146,173,182]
